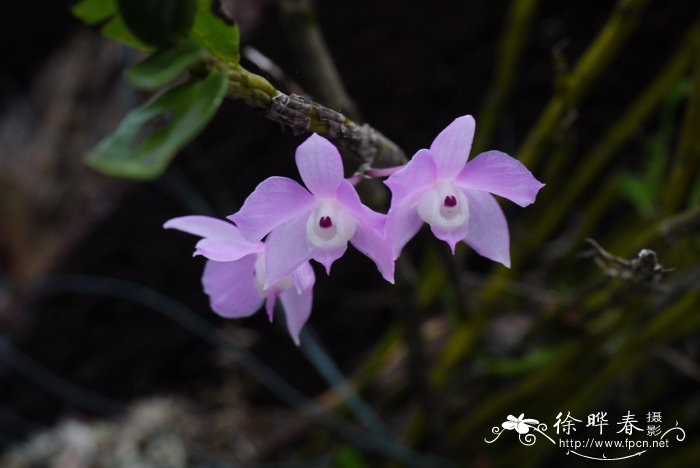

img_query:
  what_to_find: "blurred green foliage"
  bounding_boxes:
[117,0,197,47]
[72,0,239,179]
[126,41,207,90]
[87,71,227,179]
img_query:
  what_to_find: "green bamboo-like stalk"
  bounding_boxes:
[663,32,700,214]
[521,26,699,256]
[518,0,650,168]
[217,62,406,166]
[449,209,700,442]
[459,20,699,311]
[474,0,541,153]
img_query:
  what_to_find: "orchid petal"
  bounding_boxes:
[429,221,470,254]
[279,287,314,345]
[522,419,539,426]
[350,220,395,284]
[429,115,475,178]
[507,415,519,422]
[264,214,312,287]
[164,215,247,242]
[194,238,262,262]
[456,150,545,207]
[334,180,394,282]
[265,293,277,322]
[291,261,315,294]
[202,258,263,318]
[295,133,345,196]
[385,193,423,260]
[502,421,517,430]
[228,176,314,241]
[384,149,436,205]
[310,245,347,275]
[461,189,510,267]
[165,215,261,261]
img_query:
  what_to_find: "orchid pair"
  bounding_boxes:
[165,115,544,343]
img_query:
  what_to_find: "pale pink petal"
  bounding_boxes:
[430,221,470,255]
[335,180,386,230]
[310,245,347,274]
[290,261,315,294]
[279,287,313,345]
[194,238,262,262]
[385,192,424,260]
[429,115,475,178]
[265,214,312,287]
[165,215,261,261]
[228,176,315,241]
[461,189,510,267]
[334,180,394,282]
[164,215,247,242]
[384,149,436,205]
[350,225,395,283]
[295,133,345,196]
[265,293,278,322]
[202,258,263,318]
[456,150,545,207]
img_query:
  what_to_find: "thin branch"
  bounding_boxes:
[220,62,406,166]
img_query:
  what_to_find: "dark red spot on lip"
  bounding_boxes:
[444,195,457,207]
[319,216,333,228]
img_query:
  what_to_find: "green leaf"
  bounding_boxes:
[116,0,197,47]
[87,71,228,180]
[71,0,117,24]
[126,41,207,90]
[192,0,239,64]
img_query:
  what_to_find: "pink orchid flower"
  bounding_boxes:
[229,133,394,285]
[384,115,544,267]
[164,215,315,344]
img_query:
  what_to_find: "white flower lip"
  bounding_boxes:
[417,181,469,230]
[305,198,357,250]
